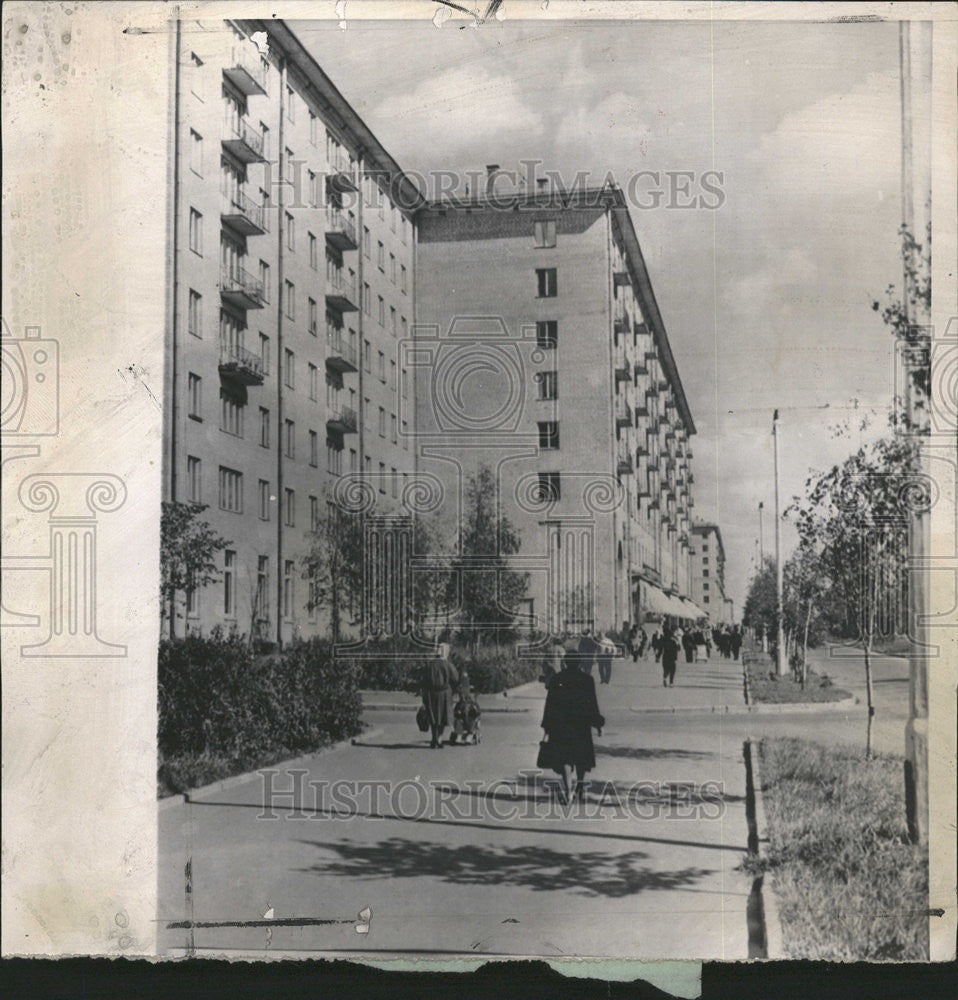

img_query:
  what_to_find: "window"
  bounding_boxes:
[363,226,371,258]
[286,85,295,121]
[401,264,407,294]
[187,289,202,338]
[284,488,295,527]
[349,448,358,472]
[189,129,203,175]
[538,421,559,450]
[188,373,202,420]
[309,109,318,144]
[187,456,201,502]
[377,351,385,382]
[283,559,295,619]
[308,298,318,336]
[256,556,269,618]
[703,569,710,578]
[223,550,236,617]
[310,495,319,531]
[285,280,295,320]
[534,219,557,248]
[260,122,270,159]
[389,253,396,284]
[401,216,408,245]
[378,461,386,493]
[259,479,270,520]
[188,208,202,254]
[327,441,342,475]
[309,429,318,467]
[537,370,558,400]
[285,419,295,458]
[309,232,318,269]
[218,466,243,513]
[401,420,408,449]
[259,332,270,373]
[391,467,398,498]
[702,543,709,551]
[537,472,561,502]
[536,267,557,297]
[363,282,371,315]
[377,296,385,327]
[284,348,295,388]
[389,359,397,389]
[220,389,244,437]
[363,340,371,372]
[284,146,294,183]
[377,241,385,271]
[703,556,709,565]
[259,260,270,301]
[309,363,318,400]
[401,368,409,399]
[536,320,557,349]
[186,573,198,618]
[364,454,372,475]
[286,212,295,251]
[390,306,397,336]
[259,406,270,447]
[307,169,318,208]
[703,595,710,604]
[378,406,386,438]
[363,396,371,430]
[401,316,408,339]
[390,413,397,444]
[703,582,710,591]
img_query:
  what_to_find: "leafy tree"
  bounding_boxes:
[301,493,365,644]
[160,501,231,639]
[446,466,529,651]
[782,543,831,687]
[788,433,919,757]
[743,556,777,642]
[411,516,455,639]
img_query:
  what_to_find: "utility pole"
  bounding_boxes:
[758,501,765,566]
[773,410,786,676]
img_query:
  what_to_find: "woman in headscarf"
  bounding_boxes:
[540,651,605,801]
[420,642,455,748]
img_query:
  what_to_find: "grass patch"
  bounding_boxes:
[745,654,851,704]
[755,736,928,960]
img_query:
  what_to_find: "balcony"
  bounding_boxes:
[636,441,649,457]
[617,454,634,476]
[325,328,358,373]
[614,364,631,383]
[634,321,649,337]
[327,405,358,434]
[613,269,631,288]
[634,359,648,377]
[219,344,265,387]
[614,312,630,337]
[223,46,268,97]
[616,400,632,429]
[222,116,267,164]
[221,189,268,237]
[327,150,358,193]
[325,270,358,313]
[325,206,358,251]
[634,400,649,419]
[220,266,266,310]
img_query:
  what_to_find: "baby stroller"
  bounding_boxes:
[449,676,482,745]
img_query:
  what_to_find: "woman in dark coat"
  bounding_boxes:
[420,643,455,748]
[540,653,605,800]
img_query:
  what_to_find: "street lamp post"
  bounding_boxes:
[773,410,786,676]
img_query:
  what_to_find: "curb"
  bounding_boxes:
[363,702,530,714]
[750,740,783,959]
[157,726,385,811]
[629,695,858,715]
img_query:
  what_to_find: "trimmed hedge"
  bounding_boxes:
[158,632,362,795]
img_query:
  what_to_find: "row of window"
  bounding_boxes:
[188,548,299,623]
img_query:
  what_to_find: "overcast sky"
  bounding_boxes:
[292,16,908,612]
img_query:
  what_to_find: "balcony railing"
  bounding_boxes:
[327,149,358,193]
[325,269,358,313]
[634,359,648,377]
[614,364,631,383]
[326,405,358,434]
[613,269,631,287]
[221,189,268,236]
[325,328,358,373]
[616,400,633,429]
[223,46,268,96]
[617,454,634,476]
[220,266,266,309]
[325,206,358,251]
[634,321,649,337]
[614,311,630,336]
[222,116,266,164]
[219,343,265,386]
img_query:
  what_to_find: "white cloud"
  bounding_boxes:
[554,91,657,174]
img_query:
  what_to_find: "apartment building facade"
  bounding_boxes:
[164,19,419,644]
[414,181,699,634]
[690,523,730,622]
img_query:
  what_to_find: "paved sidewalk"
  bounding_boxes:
[159,654,756,959]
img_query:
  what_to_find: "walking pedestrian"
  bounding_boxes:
[540,635,565,686]
[597,633,615,685]
[577,628,598,676]
[731,625,742,661]
[661,629,680,687]
[419,643,455,748]
[651,628,663,663]
[540,652,605,801]
[634,624,648,662]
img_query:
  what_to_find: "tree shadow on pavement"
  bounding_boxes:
[296,837,714,898]
[594,745,713,761]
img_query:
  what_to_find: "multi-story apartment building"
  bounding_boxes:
[690,523,730,622]
[164,19,419,644]
[413,178,699,634]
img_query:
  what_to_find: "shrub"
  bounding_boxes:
[158,631,362,794]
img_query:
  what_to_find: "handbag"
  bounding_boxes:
[416,705,430,733]
[537,738,558,770]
